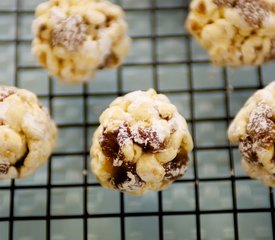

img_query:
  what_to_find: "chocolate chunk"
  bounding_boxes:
[131,127,165,153]
[99,125,144,192]
[110,162,144,192]
[239,137,259,163]
[99,128,120,159]
[99,123,134,164]
[236,0,271,28]
[100,123,166,159]
[0,161,10,175]
[111,162,133,185]
[163,152,189,180]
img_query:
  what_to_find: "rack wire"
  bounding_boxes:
[0,0,274,239]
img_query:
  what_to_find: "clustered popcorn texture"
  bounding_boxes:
[0,86,57,179]
[228,82,275,187]
[186,0,275,66]
[32,0,131,84]
[90,89,193,195]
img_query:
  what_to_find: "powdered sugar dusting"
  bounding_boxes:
[0,86,17,122]
[117,123,131,148]
[98,31,112,64]
[163,153,189,180]
[239,137,259,163]
[151,119,170,142]
[123,89,154,103]
[213,0,272,24]
[213,0,236,7]
[236,0,271,28]
[114,123,132,166]
[168,112,184,132]
[0,101,11,121]
[165,164,187,180]
[51,15,87,51]
[50,7,66,24]
[116,171,144,192]
[113,158,123,167]
[247,103,275,147]
[131,125,164,153]
[239,103,275,164]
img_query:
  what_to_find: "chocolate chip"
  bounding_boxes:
[99,128,120,160]
[111,162,133,185]
[99,123,134,162]
[110,162,144,192]
[163,152,189,180]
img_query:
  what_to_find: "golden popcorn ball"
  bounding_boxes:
[32,0,131,84]
[186,0,275,67]
[228,82,275,187]
[0,86,57,179]
[90,89,193,195]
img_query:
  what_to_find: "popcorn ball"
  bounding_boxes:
[0,86,57,179]
[186,0,275,67]
[32,0,131,84]
[90,89,193,195]
[228,82,275,187]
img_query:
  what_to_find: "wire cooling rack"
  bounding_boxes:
[0,0,274,239]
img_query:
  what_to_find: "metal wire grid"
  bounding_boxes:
[0,0,274,239]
